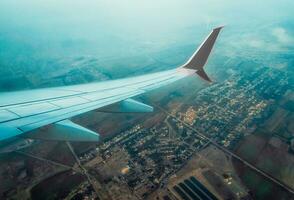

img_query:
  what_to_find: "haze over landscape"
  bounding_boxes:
[0,0,293,90]
[0,0,293,200]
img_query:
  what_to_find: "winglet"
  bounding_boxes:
[183,26,224,82]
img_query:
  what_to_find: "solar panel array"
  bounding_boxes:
[173,176,218,200]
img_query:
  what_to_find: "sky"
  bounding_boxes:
[0,0,293,70]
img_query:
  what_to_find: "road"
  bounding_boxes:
[66,142,108,200]
[16,143,106,199]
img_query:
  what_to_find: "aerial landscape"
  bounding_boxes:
[0,0,294,200]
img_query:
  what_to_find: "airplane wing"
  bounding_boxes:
[0,27,223,142]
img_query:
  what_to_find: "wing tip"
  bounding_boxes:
[181,26,224,82]
[213,25,225,31]
[183,26,224,71]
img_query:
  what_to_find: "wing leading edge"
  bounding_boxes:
[0,27,223,142]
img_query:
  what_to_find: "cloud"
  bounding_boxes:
[231,34,286,52]
[272,27,293,44]
[247,39,266,48]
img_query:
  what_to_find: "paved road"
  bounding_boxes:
[66,142,106,200]
[16,143,105,199]
[154,104,294,195]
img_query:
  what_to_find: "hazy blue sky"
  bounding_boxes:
[0,0,293,67]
